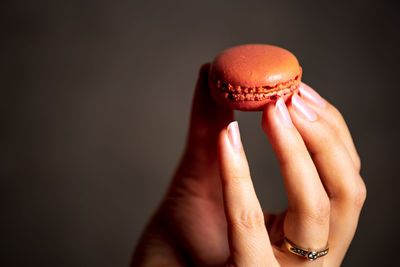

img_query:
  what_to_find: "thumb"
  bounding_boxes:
[175,63,234,181]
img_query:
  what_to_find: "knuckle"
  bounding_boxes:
[310,119,341,151]
[301,198,331,226]
[336,175,367,209]
[354,156,362,172]
[320,124,341,147]
[230,209,265,231]
[316,105,346,143]
[327,104,344,121]
[353,180,367,208]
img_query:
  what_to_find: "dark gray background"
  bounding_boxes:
[1,0,399,266]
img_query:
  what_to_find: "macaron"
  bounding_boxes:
[208,44,302,111]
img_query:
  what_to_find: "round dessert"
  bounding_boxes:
[208,44,302,111]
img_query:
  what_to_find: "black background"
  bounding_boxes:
[1,0,399,266]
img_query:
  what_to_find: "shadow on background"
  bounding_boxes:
[1,0,399,266]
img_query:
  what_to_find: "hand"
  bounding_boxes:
[131,64,366,266]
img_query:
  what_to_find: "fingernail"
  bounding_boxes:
[299,83,326,108]
[227,121,243,151]
[275,97,294,128]
[292,93,317,121]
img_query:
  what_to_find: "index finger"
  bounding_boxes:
[218,122,278,266]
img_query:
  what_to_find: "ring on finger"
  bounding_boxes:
[284,237,329,261]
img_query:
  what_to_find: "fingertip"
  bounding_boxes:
[193,62,211,103]
[186,64,234,151]
[196,62,211,88]
[261,101,276,133]
[298,82,327,109]
[199,62,211,75]
[227,121,243,151]
[291,93,318,122]
[218,121,243,162]
[261,98,293,139]
[191,62,233,120]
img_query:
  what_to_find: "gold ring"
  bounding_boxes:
[284,237,329,261]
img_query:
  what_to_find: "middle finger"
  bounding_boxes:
[262,98,330,263]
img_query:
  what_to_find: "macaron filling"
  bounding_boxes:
[212,74,301,101]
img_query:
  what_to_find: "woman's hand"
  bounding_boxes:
[131,64,366,266]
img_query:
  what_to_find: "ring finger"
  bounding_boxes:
[298,82,361,171]
[288,91,366,266]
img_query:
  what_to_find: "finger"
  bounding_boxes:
[288,93,366,264]
[299,83,361,171]
[218,121,278,266]
[186,63,234,154]
[262,98,330,253]
[167,64,233,265]
[173,63,234,191]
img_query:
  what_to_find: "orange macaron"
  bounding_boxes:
[208,44,302,111]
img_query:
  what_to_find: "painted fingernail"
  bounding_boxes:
[292,93,317,121]
[227,121,243,151]
[275,97,294,128]
[299,83,326,108]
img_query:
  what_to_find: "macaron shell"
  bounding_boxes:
[210,44,301,88]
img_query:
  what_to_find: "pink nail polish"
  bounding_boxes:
[292,94,317,121]
[227,121,243,151]
[275,97,294,127]
[299,83,326,108]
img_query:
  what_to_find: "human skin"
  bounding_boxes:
[131,64,366,266]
